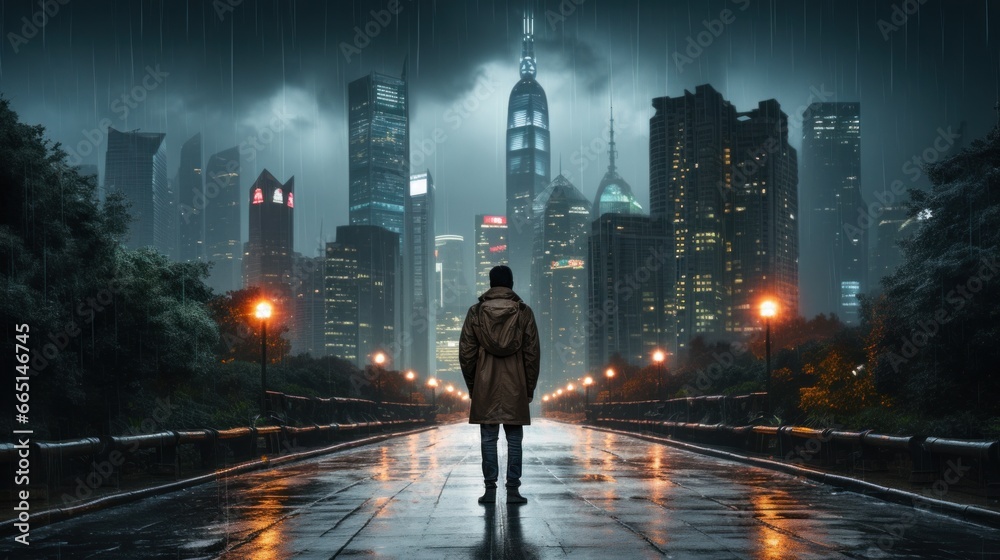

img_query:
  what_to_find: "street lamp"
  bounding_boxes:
[372,351,388,403]
[255,300,273,419]
[427,378,439,408]
[653,349,666,401]
[583,376,593,408]
[405,370,416,404]
[760,299,778,415]
[605,368,616,402]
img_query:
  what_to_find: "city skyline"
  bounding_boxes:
[3,1,996,320]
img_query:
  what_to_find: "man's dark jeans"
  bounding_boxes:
[480,424,523,488]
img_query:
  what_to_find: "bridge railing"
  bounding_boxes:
[588,395,1000,498]
[0,391,434,501]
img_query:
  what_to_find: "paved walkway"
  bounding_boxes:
[5,420,1000,559]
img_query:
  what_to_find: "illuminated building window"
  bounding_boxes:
[273,188,283,203]
[287,192,294,208]
[252,188,264,204]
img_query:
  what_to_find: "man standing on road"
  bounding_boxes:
[460,265,540,504]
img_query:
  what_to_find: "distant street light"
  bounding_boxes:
[427,378,439,408]
[605,368,616,402]
[255,300,273,419]
[405,370,416,403]
[372,351,388,403]
[583,376,594,408]
[653,349,667,401]
[760,299,778,415]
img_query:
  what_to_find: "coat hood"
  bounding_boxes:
[474,287,524,357]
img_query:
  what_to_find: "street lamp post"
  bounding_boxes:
[583,376,593,408]
[653,350,666,401]
[605,368,616,402]
[405,370,416,404]
[760,299,778,416]
[427,378,438,409]
[372,352,387,403]
[255,301,273,419]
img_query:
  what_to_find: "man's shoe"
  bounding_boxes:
[478,488,496,504]
[507,488,527,504]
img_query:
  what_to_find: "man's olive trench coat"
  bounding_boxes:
[459,287,541,425]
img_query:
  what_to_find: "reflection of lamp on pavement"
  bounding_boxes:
[255,300,272,419]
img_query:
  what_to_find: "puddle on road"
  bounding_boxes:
[579,473,616,482]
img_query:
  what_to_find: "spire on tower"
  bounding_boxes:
[608,105,618,174]
[519,11,537,79]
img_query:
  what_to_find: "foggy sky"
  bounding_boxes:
[2,0,998,312]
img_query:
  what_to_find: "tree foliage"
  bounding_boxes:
[208,286,290,363]
[862,127,1000,419]
[0,98,218,437]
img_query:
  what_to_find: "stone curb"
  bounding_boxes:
[0,425,437,536]
[573,422,1000,530]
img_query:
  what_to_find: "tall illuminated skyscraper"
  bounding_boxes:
[801,103,864,323]
[405,172,436,376]
[728,99,799,333]
[104,127,168,253]
[324,226,399,367]
[244,169,294,297]
[532,174,591,381]
[348,68,409,243]
[435,234,470,382]
[204,147,241,293]
[593,108,643,219]
[649,86,731,352]
[505,13,550,303]
[649,85,798,352]
[475,215,509,296]
[588,110,665,373]
[177,133,203,263]
[588,214,668,372]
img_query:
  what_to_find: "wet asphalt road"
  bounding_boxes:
[3,420,1000,559]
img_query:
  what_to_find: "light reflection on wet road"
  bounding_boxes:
[5,420,1000,559]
